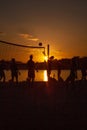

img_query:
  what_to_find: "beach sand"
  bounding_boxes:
[0,80,87,129]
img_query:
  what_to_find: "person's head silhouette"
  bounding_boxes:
[30,55,33,60]
[11,58,15,63]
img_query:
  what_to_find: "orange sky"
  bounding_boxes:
[0,0,87,62]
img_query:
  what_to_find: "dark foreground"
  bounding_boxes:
[0,80,87,130]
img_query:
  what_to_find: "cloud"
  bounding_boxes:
[0,32,5,35]
[18,33,39,42]
[19,33,33,38]
[28,38,39,41]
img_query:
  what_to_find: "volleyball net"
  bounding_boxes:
[0,40,45,63]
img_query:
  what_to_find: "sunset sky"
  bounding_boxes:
[0,0,87,62]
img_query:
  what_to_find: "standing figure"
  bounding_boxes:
[27,55,35,83]
[0,60,6,82]
[65,57,78,84]
[81,57,87,80]
[47,59,51,79]
[10,58,18,83]
[47,56,54,80]
[57,61,62,81]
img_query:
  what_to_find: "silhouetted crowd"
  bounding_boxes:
[0,56,87,83]
[0,55,36,83]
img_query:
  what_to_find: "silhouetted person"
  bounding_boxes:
[47,56,54,80]
[57,61,62,81]
[47,59,51,79]
[0,60,5,82]
[27,55,35,83]
[10,58,18,83]
[65,57,78,84]
[81,58,87,80]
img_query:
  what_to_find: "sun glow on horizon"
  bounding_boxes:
[44,56,48,62]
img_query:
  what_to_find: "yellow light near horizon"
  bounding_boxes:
[44,70,48,81]
[44,56,48,62]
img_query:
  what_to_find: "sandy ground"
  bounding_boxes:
[0,80,87,129]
